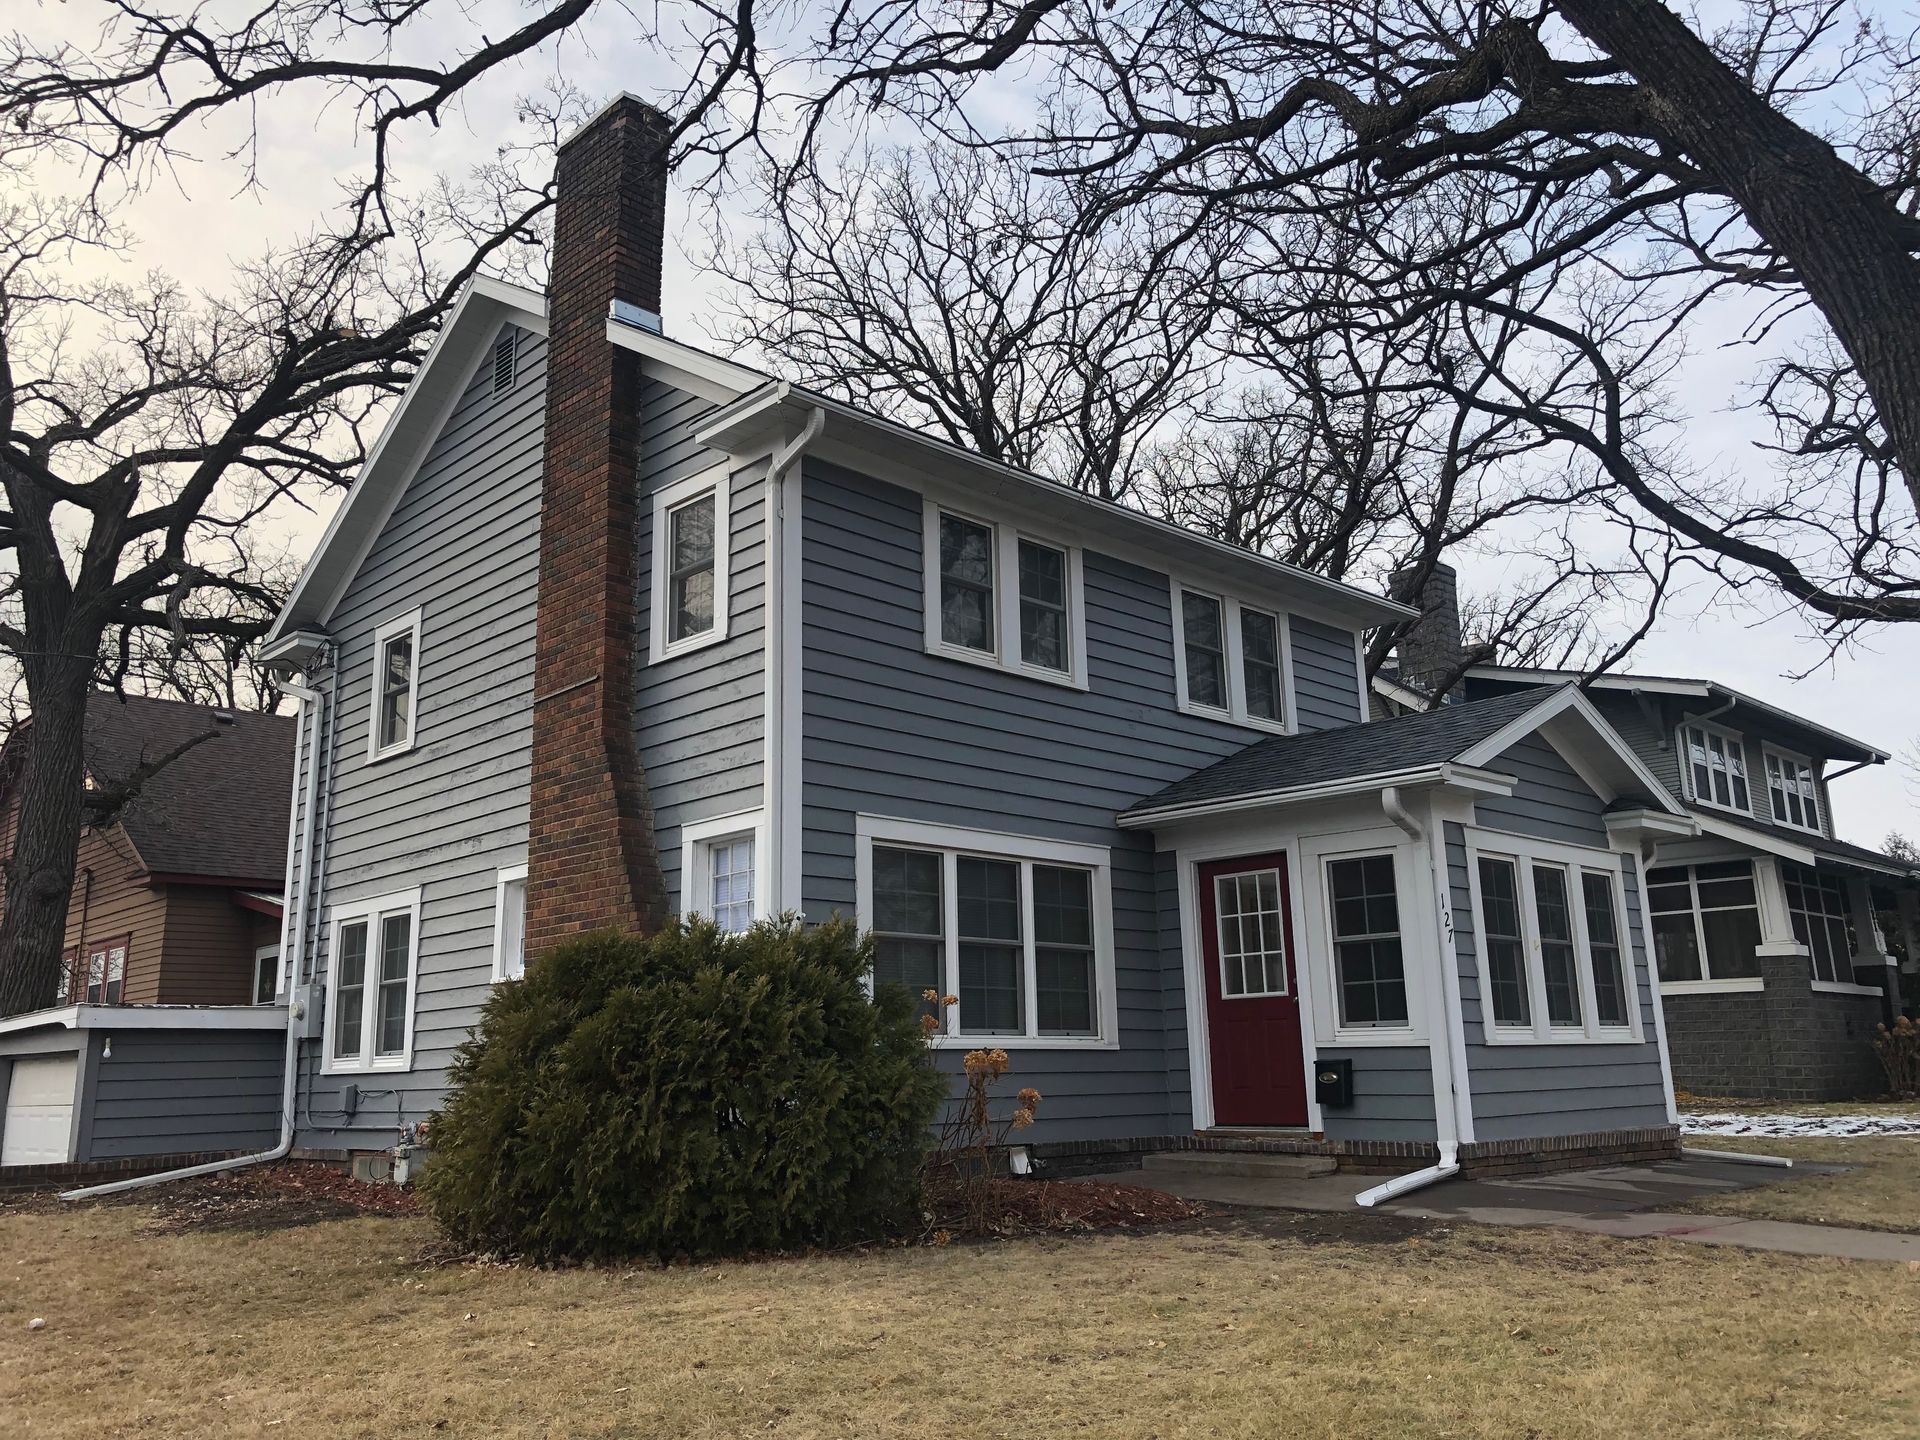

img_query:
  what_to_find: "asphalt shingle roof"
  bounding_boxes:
[1122,686,1558,820]
[83,693,295,885]
[1689,807,1918,879]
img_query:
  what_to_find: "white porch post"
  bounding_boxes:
[1751,857,1808,964]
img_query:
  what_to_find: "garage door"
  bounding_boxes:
[2,1056,77,1166]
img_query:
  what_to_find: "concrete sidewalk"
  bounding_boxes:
[1085,1156,1920,1263]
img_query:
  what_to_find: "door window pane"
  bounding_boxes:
[1327,855,1406,1026]
[1017,539,1068,672]
[1240,608,1284,723]
[375,912,411,1057]
[1582,873,1630,1028]
[958,857,1022,1034]
[668,493,718,642]
[1034,865,1095,1035]
[1477,857,1531,1027]
[939,513,995,653]
[334,920,368,1059]
[1216,868,1288,998]
[1182,591,1225,708]
[710,838,755,934]
[1532,865,1583,1029]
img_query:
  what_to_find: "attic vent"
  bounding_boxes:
[491,329,517,394]
[211,710,237,724]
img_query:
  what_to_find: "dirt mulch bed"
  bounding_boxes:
[928,1177,1206,1238]
[122,1163,419,1235]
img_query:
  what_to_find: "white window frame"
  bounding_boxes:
[920,500,1089,690]
[1678,719,1752,817]
[1170,579,1299,735]
[1463,828,1645,1045]
[322,886,423,1075]
[253,944,280,1005]
[1762,745,1824,835]
[649,466,732,662]
[490,863,529,982]
[680,810,771,930]
[1295,827,1430,1046]
[854,815,1117,1050]
[367,608,424,763]
[1645,857,1766,994]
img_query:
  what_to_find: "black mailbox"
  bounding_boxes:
[1314,1057,1354,1108]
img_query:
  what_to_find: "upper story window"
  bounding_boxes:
[1171,580,1294,733]
[1467,830,1641,1043]
[369,609,423,762]
[680,812,768,934]
[1646,860,1760,985]
[650,467,732,661]
[1681,721,1750,814]
[1764,748,1823,834]
[492,864,528,982]
[922,502,1087,688]
[326,888,421,1074]
[858,815,1115,1048]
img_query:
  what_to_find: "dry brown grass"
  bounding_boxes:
[4,1200,1918,1438]
[1681,1136,1920,1233]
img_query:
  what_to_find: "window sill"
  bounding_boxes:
[924,641,1088,692]
[928,1033,1118,1052]
[364,738,417,767]
[1479,1026,1646,1046]
[321,1055,413,1077]
[1175,696,1293,737]
[652,626,730,665]
[1812,980,1885,997]
[1659,978,1765,995]
[1322,1026,1428,1048]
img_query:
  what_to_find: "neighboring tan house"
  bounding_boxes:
[1378,565,1920,1102]
[0,694,294,1172]
[254,96,1696,1187]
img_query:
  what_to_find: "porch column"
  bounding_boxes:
[1751,857,1808,960]
[1845,874,1902,1018]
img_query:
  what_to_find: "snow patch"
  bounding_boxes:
[1683,1112,1920,1138]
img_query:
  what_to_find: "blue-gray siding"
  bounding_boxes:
[1452,737,1671,1141]
[1290,614,1365,730]
[84,1029,282,1160]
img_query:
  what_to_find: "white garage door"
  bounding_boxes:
[2,1056,77,1166]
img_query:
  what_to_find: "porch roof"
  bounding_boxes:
[1119,687,1556,823]
[1686,808,1920,882]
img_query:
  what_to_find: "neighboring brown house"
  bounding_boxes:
[0,693,295,1010]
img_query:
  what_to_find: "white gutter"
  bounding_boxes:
[63,674,327,1201]
[1119,762,1516,831]
[761,405,825,912]
[1681,1145,1794,1169]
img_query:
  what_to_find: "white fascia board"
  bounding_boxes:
[605,316,767,405]
[265,277,548,644]
[0,1005,80,1036]
[1370,674,1432,711]
[0,1004,287,1036]
[1117,763,1516,831]
[1689,811,1818,867]
[1455,686,1687,817]
[1602,808,1698,842]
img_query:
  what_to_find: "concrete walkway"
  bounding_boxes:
[1085,1156,1920,1263]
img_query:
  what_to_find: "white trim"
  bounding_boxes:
[1462,827,1646,1045]
[0,1004,287,1036]
[365,608,424,763]
[1675,718,1756,818]
[1120,762,1516,831]
[1456,688,1687,817]
[1296,826,1433,1047]
[921,499,1090,690]
[680,810,771,929]
[1812,980,1885,997]
[1351,633,1372,722]
[1658,977,1765,996]
[490,863,529,982]
[252,944,280,1006]
[1170,578,1298,734]
[854,815,1118,1050]
[649,465,733,662]
[321,886,423,1075]
[1760,743,1825,836]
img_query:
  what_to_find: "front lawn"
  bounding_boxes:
[4,1190,1917,1437]
[1681,1135,1920,1234]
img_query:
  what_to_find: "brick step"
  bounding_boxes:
[1142,1151,1337,1180]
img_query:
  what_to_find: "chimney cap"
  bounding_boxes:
[558,92,671,153]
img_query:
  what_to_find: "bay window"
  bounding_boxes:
[1468,832,1641,1042]
[859,818,1115,1047]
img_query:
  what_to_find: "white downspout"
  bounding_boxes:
[1358,787,1462,1207]
[761,405,825,914]
[63,672,327,1201]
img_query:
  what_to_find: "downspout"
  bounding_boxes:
[1357,786,1462,1207]
[63,669,328,1201]
[761,405,825,915]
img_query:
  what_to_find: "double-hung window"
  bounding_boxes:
[680,812,768,934]
[1764,748,1823,834]
[326,889,421,1073]
[70,940,128,1006]
[1468,832,1640,1042]
[369,609,423,760]
[1325,855,1406,1027]
[1783,863,1856,983]
[860,818,1114,1047]
[1682,722,1750,813]
[1646,861,1761,984]
[650,468,732,660]
[924,504,1086,685]
[1171,581,1294,732]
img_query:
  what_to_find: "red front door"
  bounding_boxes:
[1199,853,1308,1127]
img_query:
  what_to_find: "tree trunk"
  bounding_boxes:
[0,655,93,1016]
[1556,0,1920,516]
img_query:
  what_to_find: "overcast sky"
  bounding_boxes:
[16,0,1920,845]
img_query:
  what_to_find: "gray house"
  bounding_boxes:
[1379,567,1919,1101]
[255,97,1690,1184]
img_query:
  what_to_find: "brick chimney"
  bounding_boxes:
[1389,561,1468,696]
[525,96,672,954]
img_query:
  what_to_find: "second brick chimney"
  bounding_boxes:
[1389,561,1468,696]
[525,96,673,954]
